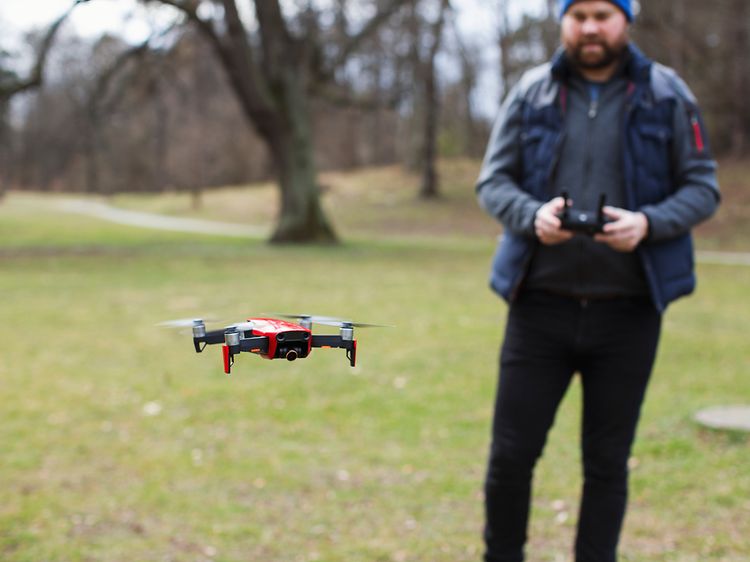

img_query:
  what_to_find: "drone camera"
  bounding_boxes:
[276,345,304,361]
[273,330,310,361]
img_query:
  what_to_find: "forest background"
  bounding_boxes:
[3,0,749,242]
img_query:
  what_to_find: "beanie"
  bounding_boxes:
[559,0,634,22]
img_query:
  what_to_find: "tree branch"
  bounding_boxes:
[311,81,405,111]
[0,2,79,100]
[322,0,403,77]
[146,0,275,122]
[254,0,293,77]
[90,37,161,114]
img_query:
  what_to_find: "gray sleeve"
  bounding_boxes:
[475,85,544,237]
[639,96,720,241]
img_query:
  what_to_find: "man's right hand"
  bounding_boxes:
[534,196,575,245]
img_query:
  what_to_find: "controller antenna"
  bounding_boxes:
[560,191,571,218]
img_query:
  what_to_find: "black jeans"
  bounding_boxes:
[483,290,662,562]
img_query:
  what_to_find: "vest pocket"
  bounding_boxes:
[521,127,553,181]
[637,123,673,144]
[633,123,673,200]
[521,127,545,152]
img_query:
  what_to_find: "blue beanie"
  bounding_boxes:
[559,0,634,22]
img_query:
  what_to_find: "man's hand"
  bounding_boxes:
[594,207,649,252]
[535,197,574,245]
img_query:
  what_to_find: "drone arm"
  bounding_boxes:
[194,329,267,356]
[238,336,269,353]
[311,335,357,367]
[221,336,270,375]
[311,335,344,348]
[193,329,227,352]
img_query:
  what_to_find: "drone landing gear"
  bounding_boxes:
[222,336,270,375]
[223,345,234,374]
[312,335,357,367]
[347,342,357,368]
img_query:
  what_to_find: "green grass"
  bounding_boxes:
[1,160,749,561]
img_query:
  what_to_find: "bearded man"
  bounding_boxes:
[475,1,720,561]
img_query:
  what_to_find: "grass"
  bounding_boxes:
[102,157,750,250]
[1,158,749,561]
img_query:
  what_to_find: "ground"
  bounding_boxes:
[1,158,748,561]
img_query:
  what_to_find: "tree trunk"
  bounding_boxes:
[0,100,9,200]
[419,58,440,199]
[83,108,101,194]
[265,74,336,243]
[176,0,338,243]
[498,1,512,99]
[153,0,403,241]
[670,0,687,73]
[729,0,750,156]
[417,0,449,200]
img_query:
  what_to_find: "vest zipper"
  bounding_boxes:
[576,84,600,296]
[588,98,598,119]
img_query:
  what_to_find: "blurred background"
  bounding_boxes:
[1,1,748,561]
[3,0,749,241]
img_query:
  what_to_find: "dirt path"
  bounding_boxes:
[58,199,268,238]
[56,198,750,266]
[694,250,750,267]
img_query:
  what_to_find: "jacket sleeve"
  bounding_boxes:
[475,84,544,237]
[639,95,720,242]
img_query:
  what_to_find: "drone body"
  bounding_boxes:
[189,316,359,374]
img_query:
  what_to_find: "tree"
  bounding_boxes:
[146,0,403,243]
[410,0,451,199]
[0,5,75,199]
[496,1,557,97]
[635,0,750,155]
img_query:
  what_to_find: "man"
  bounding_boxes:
[475,1,720,561]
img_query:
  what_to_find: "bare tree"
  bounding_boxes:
[635,0,750,155]
[450,20,482,157]
[0,13,72,101]
[496,0,512,99]
[727,0,750,155]
[416,0,451,199]
[145,0,403,243]
[0,4,76,199]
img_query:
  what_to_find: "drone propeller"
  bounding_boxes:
[271,313,390,329]
[228,321,255,332]
[158,317,258,335]
[312,319,391,328]
[157,318,210,329]
[272,313,341,323]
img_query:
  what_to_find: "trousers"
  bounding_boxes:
[483,290,662,562]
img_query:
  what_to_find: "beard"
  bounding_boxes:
[567,39,626,70]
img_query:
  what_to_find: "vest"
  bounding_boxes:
[490,45,707,312]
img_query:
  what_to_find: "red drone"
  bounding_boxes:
[161,314,384,374]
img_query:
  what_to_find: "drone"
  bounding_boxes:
[160,314,385,374]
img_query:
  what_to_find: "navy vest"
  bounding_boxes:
[490,46,704,312]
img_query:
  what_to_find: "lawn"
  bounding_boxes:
[1,160,748,561]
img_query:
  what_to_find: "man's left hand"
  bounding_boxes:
[594,207,649,252]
